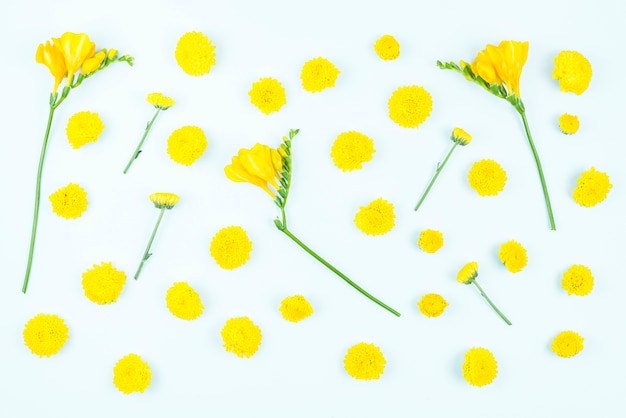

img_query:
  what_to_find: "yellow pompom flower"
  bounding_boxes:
[558,113,579,135]
[23,313,69,357]
[279,295,314,322]
[175,31,216,76]
[561,264,594,296]
[65,110,104,149]
[167,125,208,166]
[462,347,498,387]
[418,229,444,253]
[301,57,340,93]
[354,198,395,236]
[146,92,175,110]
[210,226,253,270]
[551,330,584,358]
[498,240,528,273]
[82,262,127,304]
[417,293,448,318]
[249,77,287,115]
[166,281,204,320]
[374,35,400,60]
[330,131,376,171]
[113,353,152,394]
[552,50,592,95]
[49,182,88,219]
[468,159,507,196]
[343,342,386,380]
[388,85,433,128]
[572,167,612,207]
[220,316,262,358]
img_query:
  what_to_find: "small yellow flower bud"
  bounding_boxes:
[149,192,179,209]
[451,127,472,145]
[457,261,478,284]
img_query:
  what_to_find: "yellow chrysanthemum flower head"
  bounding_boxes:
[551,330,584,358]
[330,131,376,171]
[417,293,448,318]
[113,353,152,394]
[558,113,579,135]
[451,127,472,146]
[343,342,386,380]
[498,240,528,273]
[561,264,594,296]
[149,192,179,209]
[66,110,104,149]
[23,313,69,357]
[354,197,396,236]
[374,34,400,61]
[210,226,253,270]
[468,158,507,196]
[82,262,127,304]
[146,92,175,110]
[388,85,433,128]
[552,50,592,95]
[167,125,208,166]
[279,295,314,323]
[175,31,216,76]
[220,316,262,358]
[418,229,444,253]
[457,261,478,284]
[572,166,612,207]
[301,57,340,93]
[462,347,498,387]
[249,77,287,114]
[166,281,204,320]
[49,182,88,219]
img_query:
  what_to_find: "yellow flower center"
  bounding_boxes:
[81,262,127,304]
[498,240,528,273]
[388,85,433,128]
[374,35,400,60]
[468,159,507,197]
[558,113,580,135]
[220,317,262,358]
[248,77,287,114]
[561,264,594,296]
[418,229,444,253]
[279,295,314,323]
[462,347,498,387]
[417,293,448,318]
[167,125,208,166]
[23,313,69,357]
[354,198,396,236]
[343,342,386,380]
[572,166,612,207]
[49,182,88,219]
[113,353,152,394]
[166,282,204,320]
[66,111,105,149]
[300,57,340,93]
[210,226,253,270]
[330,131,376,171]
[175,31,216,76]
[551,331,584,358]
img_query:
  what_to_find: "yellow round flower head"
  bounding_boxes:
[23,313,69,357]
[330,131,375,171]
[572,166,612,207]
[279,295,314,323]
[343,342,386,380]
[249,77,287,114]
[561,264,594,296]
[417,293,448,318]
[166,281,204,320]
[468,159,507,196]
[552,50,592,95]
[551,330,584,358]
[167,125,208,166]
[462,347,498,387]
[146,92,175,110]
[388,85,433,128]
[220,316,262,358]
[300,57,340,93]
[558,113,579,135]
[354,198,395,236]
[149,192,179,209]
[210,226,253,270]
[113,353,152,394]
[418,229,444,253]
[175,31,216,76]
[498,240,528,273]
[82,262,127,304]
[374,35,400,61]
[457,261,478,284]
[49,182,88,219]
[66,110,104,149]
[451,127,472,145]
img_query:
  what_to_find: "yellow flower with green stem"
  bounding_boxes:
[457,261,511,325]
[224,129,400,317]
[437,40,556,230]
[23,32,133,293]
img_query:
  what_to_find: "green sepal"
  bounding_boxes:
[278,188,287,199]
[49,92,57,106]
[274,218,284,230]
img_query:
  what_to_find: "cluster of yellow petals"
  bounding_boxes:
[167,125,208,166]
[388,85,433,128]
[210,226,253,270]
[300,57,340,93]
[561,264,594,296]
[417,229,444,253]
[220,317,263,358]
[457,261,478,284]
[470,40,528,98]
[354,198,396,236]
[81,262,127,304]
[225,143,282,197]
[175,31,216,76]
[374,35,400,61]
[572,167,612,207]
[149,192,179,209]
[23,313,69,357]
[552,50,592,95]
[113,353,152,394]
[462,347,498,387]
[49,182,88,219]
[146,92,175,110]
[558,113,580,135]
[248,77,287,114]
[417,293,448,318]
[66,110,105,149]
[551,331,585,358]
[468,159,507,196]
[330,131,376,171]
[279,295,314,323]
[166,282,204,320]
[498,240,528,273]
[343,342,386,380]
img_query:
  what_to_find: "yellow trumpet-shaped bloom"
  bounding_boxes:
[225,144,282,197]
[53,32,96,83]
[81,50,106,74]
[472,40,528,97]
[35,41,67,93]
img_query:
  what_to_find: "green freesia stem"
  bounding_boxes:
[414,142,458,211]
[124,108,161,174]
[472,280,512,325]
[134,207,165,280]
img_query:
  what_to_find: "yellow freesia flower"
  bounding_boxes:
[224,144,282,197]
[53,32,96,84]
[472,40,528,98]
[35,41,67,93]
[81,50,106,74]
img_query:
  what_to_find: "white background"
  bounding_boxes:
[1,0,625,417]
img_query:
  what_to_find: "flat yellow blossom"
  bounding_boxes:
[330,131,375,171]
[166,282,204,320]
[167,125,207,166]
[374,35,400,60]
[175,31,216,76]
[210,226,253,270]
[66,111,104,149]
[498,240,528,273]
[552,50,592,95]
[468,159,507,196]
[49,182,88,219]
[551,330,584,358]
[388,85,433,128]
[249,77,287,114]
[146,92,175,110]
[279,295,314,322]
[572,166,612,207]
[417,293,448,317]
[462,347,498,387]
[418,229,444,253]
[113,353,152,394]
[561,264,594,296]
[221,316,262,358]
[82,262,127,304]
[558,113,579,135]
[343,342,386,380]
[23,313,69,357]
[300,57,340,93]
[354,198,395,236]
